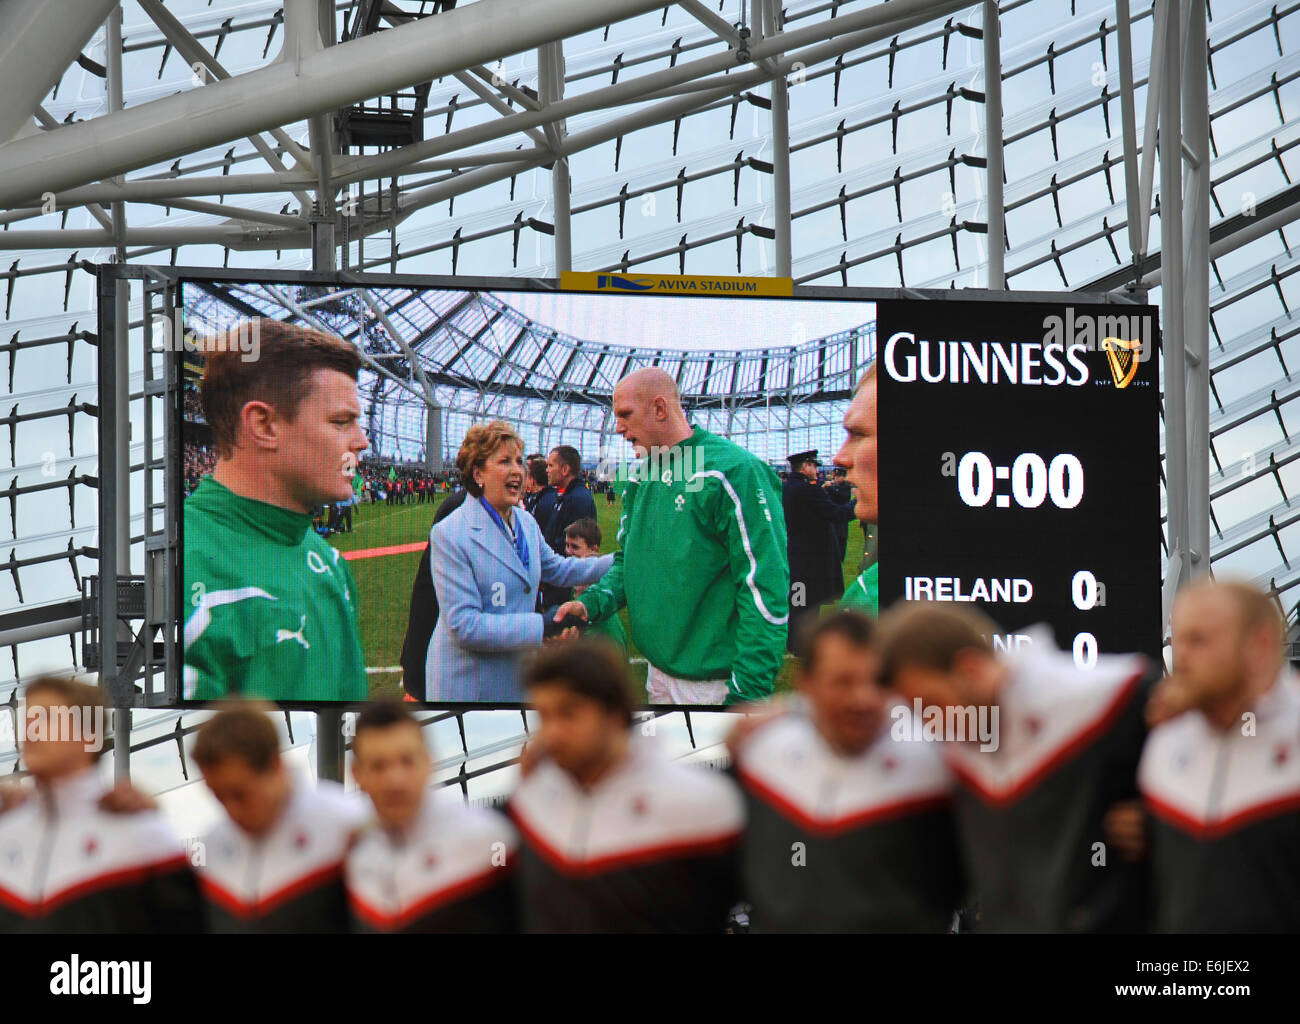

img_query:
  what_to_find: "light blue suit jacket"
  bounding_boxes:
[424,497,614,702]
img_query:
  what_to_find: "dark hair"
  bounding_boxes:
[564,517,601,549]
[200,318,362,459]
[524,639,633,726]
[550,445,582,477]
[353,700,423,757]
[876,603,998,686]
[192,703,281,774]
[796,609,875,670]
[527,456,549,488]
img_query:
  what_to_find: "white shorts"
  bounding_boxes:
[645,664,730,706]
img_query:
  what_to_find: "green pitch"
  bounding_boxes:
[329,493,867,702]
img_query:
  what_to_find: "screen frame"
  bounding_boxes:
[162,264,1157,712]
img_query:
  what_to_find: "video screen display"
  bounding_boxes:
[875,299,1161,663]
[176,276,1159,708]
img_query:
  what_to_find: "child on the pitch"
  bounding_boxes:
[564,518,628,657]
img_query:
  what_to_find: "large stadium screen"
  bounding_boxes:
[175,275,1159,708]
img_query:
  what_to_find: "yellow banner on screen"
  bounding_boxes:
[560,271,794,296]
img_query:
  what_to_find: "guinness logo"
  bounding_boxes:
[1103,336,1142,389]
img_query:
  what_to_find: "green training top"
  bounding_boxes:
[183,476,366,702]
[586,606,629,656]
[840,562,879,618]
[578,425,789,703]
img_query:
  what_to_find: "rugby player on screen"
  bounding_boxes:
[183,318,369,702]
[832,363,878,617]
[554,367,789,705]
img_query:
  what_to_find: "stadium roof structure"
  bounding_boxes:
[0,0,1298,813]
[182,275,877,466]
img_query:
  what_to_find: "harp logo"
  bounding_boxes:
[595,274,655,291]
[1103,336,1142,389]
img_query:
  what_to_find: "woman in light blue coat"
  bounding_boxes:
[425,421,614,702]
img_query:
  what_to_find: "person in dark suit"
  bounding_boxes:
[541,446,597,554]
[524,456,556,534]
[398,486,469,700]
[781,450,856,653]
[825,467,853,567]
[539,445,598,610]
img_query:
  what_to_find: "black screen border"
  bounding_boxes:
[166,266,1157,713]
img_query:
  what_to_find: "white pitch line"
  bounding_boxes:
[364,656,797,674]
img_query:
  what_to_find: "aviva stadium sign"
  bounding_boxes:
[560,271,793,296]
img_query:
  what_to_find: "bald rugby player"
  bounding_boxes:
[556,367,789,705]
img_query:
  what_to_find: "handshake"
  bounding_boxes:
[543,602,590,642]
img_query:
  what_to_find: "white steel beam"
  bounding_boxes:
[1183,0,1210,578]
[0,0,674,209]
[1160,0,1190,595]
[1116,0,1144,274]
[0,0,118,144]
[983,0,1005,289]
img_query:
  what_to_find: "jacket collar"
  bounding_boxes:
[464,497,531,585]
[191,475,313,547]
[37,765,105,817]
[1250,667,1300,725]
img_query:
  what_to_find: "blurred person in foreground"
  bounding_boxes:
[191,704,366,933]
[345,701,517,932]
[734,611,963,932]
[510,640,744,932]
[0,676,200,933]
[1139,580,1300,932]
[183,318,368,702]
[425,421,613,702]
[876,603,1159,932]
[554,366,789,705]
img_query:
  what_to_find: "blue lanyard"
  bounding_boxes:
[480,497,530,569]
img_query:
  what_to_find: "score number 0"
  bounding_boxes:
[954,454,1103,670]
[1072,569,1100,670]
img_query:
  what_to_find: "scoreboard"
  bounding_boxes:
[172,269,1163,707]
[876,298,1161,665]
